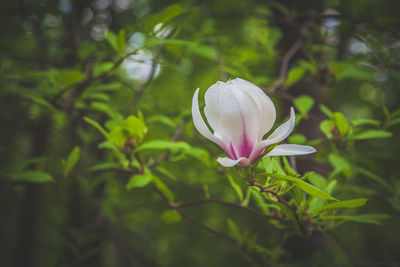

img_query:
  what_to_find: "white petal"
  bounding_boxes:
[265,144,317,156]
[231,78,276,140]
[267,107,296,143]
[204,81,260,156]
[248,107,296,162]
[191,88,227,150]
[217,157,250,167]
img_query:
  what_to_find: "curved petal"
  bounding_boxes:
[217,157,250,167]
[231,78,276,140]
[248,107,296,162]
[265,144,316,156]
[204,81,259,157]
[191,88,227,151]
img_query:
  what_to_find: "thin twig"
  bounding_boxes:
[266,21,312,94]
[54,50,138,101]
[266,39,304,94]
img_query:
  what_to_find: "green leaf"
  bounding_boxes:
[352,119,380,127]
[84,117,126,163]
[108,126,128,147]
[90,102,122,120]
[354,167,392,191]
[320,104,333,118]
[148,115,176,128]
[7,171,53,183]
[320,214,389,224]
[264,172,337,200]
[227,219,242,241]
[285,67,306,86]
[149,39,216,60]
[310,198,367,215]
[161,210,181,224]
[145,4,182,33]
[137,140,190,152]
[350,130,392,140]
[184,147,210,165]
[333,112,349,136]
[126,173,153,189]
[63,146,80,177]
[117,29,126,52]
[294,95,314,117]
[153,176,174,201]
[122,116,147,140]
[52,69,85,88]
[320,120,334,139]
[227,175,244,202]
[105,30,118,52]
[328,154,352,178]
[288,134,306,145]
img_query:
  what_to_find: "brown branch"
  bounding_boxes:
[54,50,138,102]
[266,21,312,94]
[266,39,304,94]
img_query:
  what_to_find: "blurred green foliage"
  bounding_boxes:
[1,0,400,266]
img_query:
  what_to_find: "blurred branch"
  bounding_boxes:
[152,185,267,265]
[51,50,139,106]
[266,39,304,94]
[266,21,312,94]
[178,198,283,221]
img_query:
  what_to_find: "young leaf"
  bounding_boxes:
[108,126,128,147]
[63,146,80,177]
[350,130,392,140]
[126,173,153,189]
[294,95,314,117]
[117,29,126,53]
[104,30,118,52]
[145,4,182,33]
[137,140,190,152]
[264,172,337,200]
[320,120,334,139]
[8,171,53,183]
[161,210,181,224]
[122,115,147,140]
[153,176,174,201]
[320,214,389,224]
[333,112,349,136]
[320,104,333,118]
[227,219,242,242]
[310,198,367,215]
[227,175,244,202]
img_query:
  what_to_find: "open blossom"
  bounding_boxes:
[191,78,316,167]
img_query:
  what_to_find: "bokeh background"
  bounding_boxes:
[1,0,400,266]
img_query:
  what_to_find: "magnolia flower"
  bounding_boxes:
[191,78,316,167]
